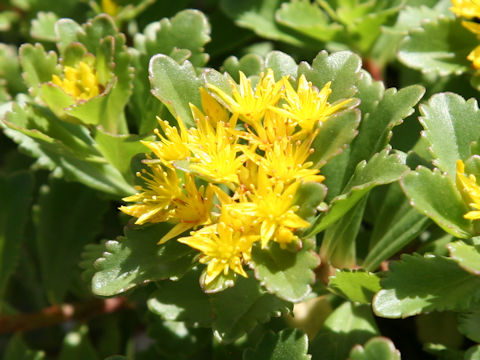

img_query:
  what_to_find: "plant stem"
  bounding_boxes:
[0,297,132,334]
[363,58,383,82]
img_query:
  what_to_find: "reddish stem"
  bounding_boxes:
[0,297,132,334]
[363,58,383,82]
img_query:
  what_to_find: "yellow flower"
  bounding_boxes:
[178,222,258,285]
[119,165,181,225]
[207,69,285,126]
[463,20,480,36]
[451,0,480,18]
[188,115,246,185]
[101,0,120,16]
[236,170,310,248]
[237,110,296,150]
[141,117,192,166]
[468,45,480,70]
[120,165,213,243]
[192,88,231,125]
[159,174,214,244]
[52,61,102,101]
[273,75,352,136]
[456,159,480,219]
[259,134,325,184]
[450,1,480,70]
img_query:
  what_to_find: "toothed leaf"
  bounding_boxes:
[373,254,480,318]
[251,243,320,302]
[92,223,196,296]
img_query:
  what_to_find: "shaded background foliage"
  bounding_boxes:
[1,0,480,359]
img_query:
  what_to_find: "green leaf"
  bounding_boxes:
[310,108,361,168]
[466,345,480,360]
[149,55,202,127]
[147,318,210,358]
[243,329,310,360]
[79,240,108,287]
[148,269,213,327]
[0,171,33,300]
[251,242,320,302]
[320,149,350,202]
[458,310,480,343]
[355,70,384,119]
[398,17,476,75]
[33,177,108,304]
[58,325,99,360]
[19,43,60,90]
[0,44,26,95]
[310,302,379,360]
[76,15,117,52]
[94,129,149,184]
[38,82,75,116]
[134,9,210,67]
[275,0,341,42]
[448,241,480,275]
[341,2,402,53]
[265,51,298,79]
[298,50,362,103]
[373,254,480,318]
[328,270,381,304]
[3,103,135,196]
[223,54,265,80]
[220,0,312,47]
[54,18,82,53]
[92,224,196,296]
[344,85,424,183]
[210,275,291,343]
[419,92,480,178]
[200,269,238,294]
[130,9,210,133]
[363,183,430,271]
[386,5,446,35]
[293,182,327,221]
[401,167,472,238]
[4,335,46,360]
[30,11,58,42]
[306,149,408,237]
[349,337,401,360]
[320,197,366,268]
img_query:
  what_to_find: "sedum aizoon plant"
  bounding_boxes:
[3,0,480,359]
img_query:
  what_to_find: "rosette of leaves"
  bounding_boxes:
[20,14,132,134]
[0,14,141,197]
[0,11,213,197]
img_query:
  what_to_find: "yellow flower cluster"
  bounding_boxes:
[121,69,352,285]
[456,159,480,219]
[51,60,102,101]
[451,0,480,69]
